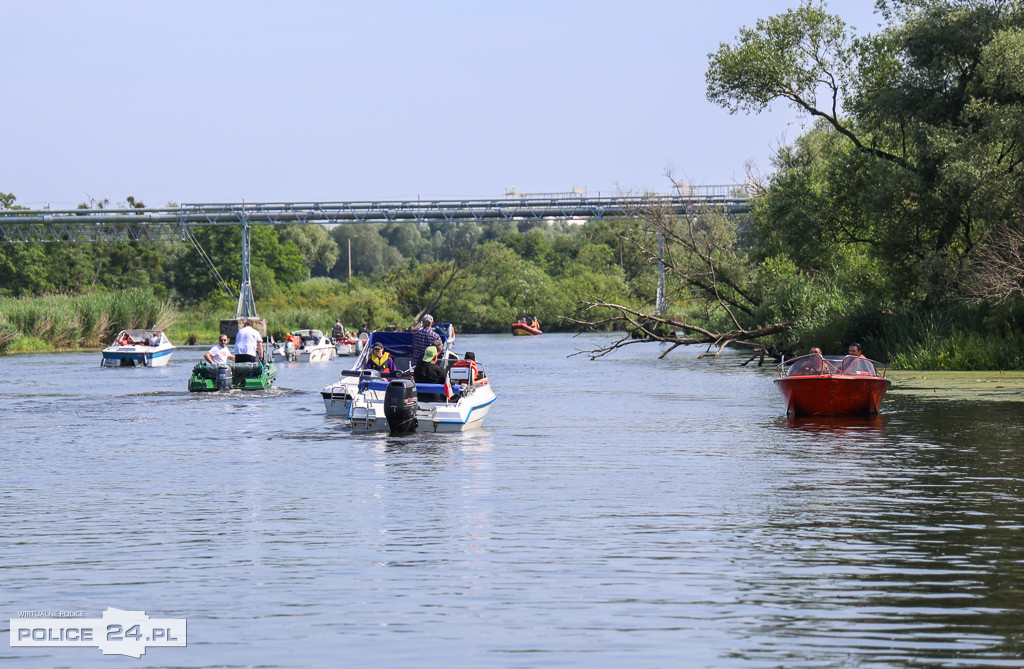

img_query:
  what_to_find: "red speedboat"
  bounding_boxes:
[511,320,542,336]
[774,353,891,417]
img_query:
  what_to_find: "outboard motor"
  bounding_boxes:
[284,339,296,361]
[216,364,233,391]
[383,379,418,433]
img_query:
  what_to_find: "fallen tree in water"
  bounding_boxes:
[568,182,797,364]
[566,301,793,362]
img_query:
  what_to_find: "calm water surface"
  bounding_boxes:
[2,333,1024,668]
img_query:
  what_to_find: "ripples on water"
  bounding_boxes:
[2,335,1024,668]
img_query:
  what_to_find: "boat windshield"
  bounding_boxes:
[111,329,167,346]
[841,355,878,376]
[783,354,840,377]
[780,354,883,377]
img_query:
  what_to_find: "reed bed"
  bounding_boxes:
[0,289,176,350]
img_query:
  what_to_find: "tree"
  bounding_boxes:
[328,224,403,278]
[707,0,1024,304]
[277,224,339,276]
[569,195,795,360]
[166,225,305,302]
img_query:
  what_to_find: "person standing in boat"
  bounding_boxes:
[205,334,236,365]
[332,319,345,341]
[411,314,443,364]
[364,341,396,375]
[234,321,263,363]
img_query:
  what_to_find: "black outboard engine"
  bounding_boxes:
[216,364,233,391]
[383,379,418,433]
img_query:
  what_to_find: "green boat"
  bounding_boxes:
[188,361,278,392]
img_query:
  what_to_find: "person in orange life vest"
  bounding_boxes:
[454,351,486,381]
[364,342,396,375]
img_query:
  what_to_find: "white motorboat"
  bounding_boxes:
[334,336,359,356]
[100,329,175,367]
[274,329,336,363]
[321,326,456,417]
[348,361,495,433]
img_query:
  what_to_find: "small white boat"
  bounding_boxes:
[100,329,175,367]
[274,329,336,363]
[300,339,337,363]
[334,337,359,356]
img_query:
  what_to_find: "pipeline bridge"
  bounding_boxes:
[0,185,751,317]
[0,186,750,244]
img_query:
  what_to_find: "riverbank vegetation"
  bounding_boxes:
[2,1,1023,370]
[577,0,1024,369]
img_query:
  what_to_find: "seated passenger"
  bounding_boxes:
[842,342,876,375]
[413,345,448,402]
[117,333,133,346]
[464,351,485,380]
[842,356,876,375]
[205,335,236,365]
[147,332,161,347]
[364,342,396,375]
[790,355,824,376]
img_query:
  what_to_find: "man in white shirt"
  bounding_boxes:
[234,321,263,363]
[205,335,236,365]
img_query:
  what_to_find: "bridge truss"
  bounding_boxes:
[0,190,750,244]
[0,188,751,317]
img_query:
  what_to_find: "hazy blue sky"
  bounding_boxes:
[3,1,881,208]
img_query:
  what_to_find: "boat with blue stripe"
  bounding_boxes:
[321,326,495,432]
[100,329,175,368]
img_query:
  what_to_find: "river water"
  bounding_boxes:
[2,333,1024,668]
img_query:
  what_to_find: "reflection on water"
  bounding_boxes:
[1,336,1023,667]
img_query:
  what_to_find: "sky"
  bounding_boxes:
[2,1,882,209]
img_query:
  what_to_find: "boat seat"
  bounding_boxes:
[449,365,473,385]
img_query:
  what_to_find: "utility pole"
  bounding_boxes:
[655,226,666,315]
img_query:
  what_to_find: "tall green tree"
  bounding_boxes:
[277,224,340,276]
[707,0,1024,304]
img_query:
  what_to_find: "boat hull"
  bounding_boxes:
[774,375,890,417]
[302,345,337,363]
[348,382,496,433]
[100,347,174,367]
[321,381,357,416]
[334,340,358,356]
